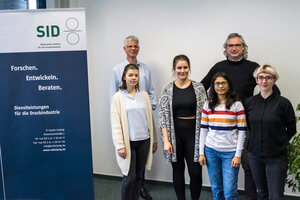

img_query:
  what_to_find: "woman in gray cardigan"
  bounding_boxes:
[158,55,207,200]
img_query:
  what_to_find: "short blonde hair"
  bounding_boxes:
[253,64,279,81]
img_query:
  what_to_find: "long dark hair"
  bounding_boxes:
[208,72,237,112]
[119,64,140,91]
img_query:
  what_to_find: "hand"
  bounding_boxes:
[117,148,127,159]
[163,141,173,154]
[152,143,157,154]
[198,155,206,166]
[231,156,241,168]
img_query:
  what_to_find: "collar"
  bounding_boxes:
[226,57,245,65]
[125,60,140,67]
[257,92,277,102]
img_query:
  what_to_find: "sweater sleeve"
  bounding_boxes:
[144,91,158,143]
[201,66,216,91]
[235,102,246,157]
[199,101,209,155]
[110,93,125,150]
[158,86,170,128]
[283,99,296,140]
[243,98,250,127]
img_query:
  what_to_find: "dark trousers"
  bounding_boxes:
[172,118,202,200]
[121,139,150,200]
[248,152,287,200]
[242,148,258,200]
[141,169,146,187]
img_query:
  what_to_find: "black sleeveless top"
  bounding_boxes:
[172,82,196,117]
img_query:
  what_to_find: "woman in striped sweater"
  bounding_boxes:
[198,72,246,200]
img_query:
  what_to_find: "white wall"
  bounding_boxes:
[50,0,300,196]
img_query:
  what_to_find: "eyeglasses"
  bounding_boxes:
[126,45,139,49]
[227,44,242,48]
[214,81,228,87]
[257,75,274,81]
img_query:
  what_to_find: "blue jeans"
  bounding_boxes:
[248,152,287,200]
[205,146,239,200]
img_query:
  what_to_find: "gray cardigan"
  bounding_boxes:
[158,80,207,162]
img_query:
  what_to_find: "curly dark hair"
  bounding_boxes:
[208,72,238,112]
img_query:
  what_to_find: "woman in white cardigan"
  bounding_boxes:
[110,64,157,200]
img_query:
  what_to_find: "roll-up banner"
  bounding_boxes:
[0,9,94,200]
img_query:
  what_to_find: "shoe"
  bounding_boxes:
[140,186,152,200]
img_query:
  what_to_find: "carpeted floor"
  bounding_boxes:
[94,175,232,200]
[94,174,300,200]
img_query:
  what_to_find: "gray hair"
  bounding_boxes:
[223,33,248,59]
[124,35,139,46]
[253,64,279,81]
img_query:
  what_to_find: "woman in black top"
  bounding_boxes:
[244,64,296,200]
[158,55,207,200]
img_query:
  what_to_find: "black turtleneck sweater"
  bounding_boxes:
[201,58,280,102]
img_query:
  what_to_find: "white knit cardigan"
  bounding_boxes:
[110,90,157,175]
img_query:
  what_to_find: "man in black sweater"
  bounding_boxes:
[201,33,270,200]
[202,33,259,101]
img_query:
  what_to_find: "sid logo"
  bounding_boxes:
[37,25,60,37]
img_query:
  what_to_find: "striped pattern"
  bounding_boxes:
[199,101,246,157]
